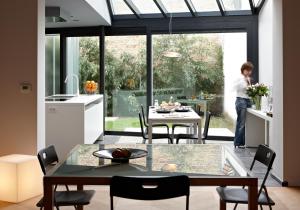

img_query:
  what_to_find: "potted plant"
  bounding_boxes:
[246,83,269,110]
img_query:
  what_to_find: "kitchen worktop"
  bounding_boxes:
[45,94,102,106]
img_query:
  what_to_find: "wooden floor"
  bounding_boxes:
[0,186,299,210]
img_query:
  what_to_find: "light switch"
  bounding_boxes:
[20,82,32,94]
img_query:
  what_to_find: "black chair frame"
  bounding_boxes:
[110,175,190,210]
[36,145,95,210]
[141,104,170,133]
[172,104,202,137]
[217,144,276,210]
[139,112,173,144]
[176,111,211,144]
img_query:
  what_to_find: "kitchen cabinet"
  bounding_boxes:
[45,94,103,158]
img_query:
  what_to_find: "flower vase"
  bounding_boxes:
[252,96,262,110]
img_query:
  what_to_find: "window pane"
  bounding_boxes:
[111,0,133,15]
[105,36,146,132]
[160,0,189,13]
[222,0,251,11]
[253,0,261,7]
[131,0,161,14]
[66,37,100,94]
[45,35,60,96]
[191,0,220,12]
[153,33,247,137]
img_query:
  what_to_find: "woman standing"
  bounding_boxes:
[234,62,253,148]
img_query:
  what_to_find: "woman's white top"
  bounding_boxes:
[234,74,250,99]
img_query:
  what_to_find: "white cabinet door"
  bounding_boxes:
[84,99,103,144]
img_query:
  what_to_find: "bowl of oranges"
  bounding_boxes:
[84,80,98,94]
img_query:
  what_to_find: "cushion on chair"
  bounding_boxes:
[36,190,95,207]
[216,187,275,205]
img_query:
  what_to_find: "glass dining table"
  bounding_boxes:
[43,144,258,210]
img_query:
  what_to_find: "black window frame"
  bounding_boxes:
[46,14,258,141]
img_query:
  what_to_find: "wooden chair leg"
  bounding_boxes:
[220,199,226,210]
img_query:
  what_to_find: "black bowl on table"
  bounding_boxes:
[174,107,190,112]
[156,108,171,114]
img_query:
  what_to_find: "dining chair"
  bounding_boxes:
[176,111,211,144]
[171,105,203,137]
[141,104,170,133]
[139,112,173,144]
[110,175,190,210]
[36,145,95,210]
[216,144,276,210]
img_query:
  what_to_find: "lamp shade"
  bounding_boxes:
[0,154,43,203]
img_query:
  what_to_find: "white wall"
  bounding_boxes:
[37,0,46,151]
[259,0,283,180]
[223,33,247,119]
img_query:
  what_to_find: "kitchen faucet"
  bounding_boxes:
[64,74,79,96]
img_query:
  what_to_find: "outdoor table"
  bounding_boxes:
[43,144,258,210]
[148,106,202,144]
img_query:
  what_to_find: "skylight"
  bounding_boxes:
[131,0,161,14]
[160,0,190,13]
[191,0,220,12]
[107,0,265,19]
[111,0,133,15]
[222,0,251,11]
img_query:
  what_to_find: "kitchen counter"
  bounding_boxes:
[45,94,102,105]
[245,108,272,147]
[45,94,104,158]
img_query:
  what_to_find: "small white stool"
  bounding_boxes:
[0,154,43,203]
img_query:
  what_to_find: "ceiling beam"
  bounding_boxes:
[106,0,114,21]
[123,0,141,19]
[248,0,255,15]
[216,0,225,16]
[153,0,169,18]
[256,0,266,14]
[184,0,197,17]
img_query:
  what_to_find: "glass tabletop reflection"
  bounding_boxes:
[52,144,248,178]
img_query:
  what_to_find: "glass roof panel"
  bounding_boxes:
[191,0,220,12]
[253,0,261,7]
[111,0,133,15]
[222,0,251,11]
[131,0,161,14]
[160,0,190,13]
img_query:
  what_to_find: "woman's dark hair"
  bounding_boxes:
[241,62,254,73]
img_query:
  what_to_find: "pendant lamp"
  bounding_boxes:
[163,13,181,58]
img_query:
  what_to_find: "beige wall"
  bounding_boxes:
[0,0,45,155]
[282,1,300,186]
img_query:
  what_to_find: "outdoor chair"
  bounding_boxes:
[141,104,170,133]
[110,175,190,210]
[139,112,173,144]
[36,145,95,210]
[216,144,276,210]
[176,111,211,144]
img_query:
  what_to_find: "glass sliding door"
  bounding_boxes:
[105,35,146,132]
[153,33,247,137]
[66,36,100,94]
[45,35,60,96]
